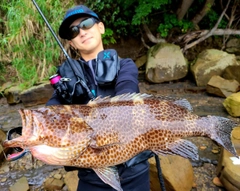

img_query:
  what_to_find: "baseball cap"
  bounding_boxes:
[59,5,99,39]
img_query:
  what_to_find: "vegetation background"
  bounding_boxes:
[0,0,239,89]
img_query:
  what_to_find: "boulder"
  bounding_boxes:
[216,127,240,191]
[135,54,147,68]
[222,65,240,83]
[145,43,188,83]
[223,92,240,117]
[19,81,54,107]
[4,86,22,104]
[191,49,239,87]
[225,38,240,55]
[9,176,29,191]
[149,155,194,191]
[44,177,65,191]
[206,75,239,97]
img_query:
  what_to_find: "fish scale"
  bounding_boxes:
[3,93,238,191]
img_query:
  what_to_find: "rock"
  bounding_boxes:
[145,43,188,83]
[0,130,7,163]
[225,38,240,55]
[0,82,13,95]
[216,127,240,191]
[135,54,147,68]
[0,163,10,173]
[4,86,23,104]
[222,65,240,84]
[53,173,62,179]
[149,155,194,191]
[223,92,240,117]
[19,81,54,107]
[44,177,65,191]
[212,177,223,187]
[9,176,29,191]
[191,49,239,87]
[64,170,79,191]
[206,75,239,97]
[232,127,240,140]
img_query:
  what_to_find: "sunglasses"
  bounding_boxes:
[68,18,99,40]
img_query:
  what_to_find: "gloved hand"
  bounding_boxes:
[124,150,154,168]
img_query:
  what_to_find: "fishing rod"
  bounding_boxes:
[31,0,94,100]
[31,0,69,59]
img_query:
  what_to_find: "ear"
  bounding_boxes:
[98,22,105,34]
[68,40,76,50]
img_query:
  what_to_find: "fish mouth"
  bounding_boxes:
[5,149,29,161]
[3,126,28,161]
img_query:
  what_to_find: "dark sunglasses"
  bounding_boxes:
[68,17,99,40]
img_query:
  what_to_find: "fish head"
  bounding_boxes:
[3,106,93,163]
[3,108,46,150]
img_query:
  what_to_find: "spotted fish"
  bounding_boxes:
[3,93,238,191]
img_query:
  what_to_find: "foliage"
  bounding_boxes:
[201,9,228,29]
[0,0,74,87]
[157,14,193,37]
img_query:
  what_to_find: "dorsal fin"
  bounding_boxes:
[155,95,193,112]
[87,93,193,111]
[87,93,152,106]
[173,99,193,112]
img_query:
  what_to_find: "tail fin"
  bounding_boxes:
[208,116,238,158]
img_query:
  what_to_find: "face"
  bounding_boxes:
[68,17,105,59]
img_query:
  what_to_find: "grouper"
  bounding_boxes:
[3,93,238,191]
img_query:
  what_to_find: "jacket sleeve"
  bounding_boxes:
[115,58,140,95]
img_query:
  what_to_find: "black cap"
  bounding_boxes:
[59,5,99,39]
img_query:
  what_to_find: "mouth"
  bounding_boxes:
[3,126,28,161]
[5,149,29,161]
[82,37,92,44]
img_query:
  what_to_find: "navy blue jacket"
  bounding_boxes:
[46,58,139,105]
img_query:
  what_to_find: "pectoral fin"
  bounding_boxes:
[93,166,123,191]
[91,132,121,148]
[54,143,89,160]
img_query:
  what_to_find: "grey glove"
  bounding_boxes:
[124,150,154,167]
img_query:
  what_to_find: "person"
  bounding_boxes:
[46,4,152,191]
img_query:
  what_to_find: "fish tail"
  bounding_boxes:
[207,116,238,158]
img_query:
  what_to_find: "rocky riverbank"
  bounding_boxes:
[0,79,239,191]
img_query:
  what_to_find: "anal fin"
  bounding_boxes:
[154,139,199,161]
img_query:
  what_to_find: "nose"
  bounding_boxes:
[79,28,87,36]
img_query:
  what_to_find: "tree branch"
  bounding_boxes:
[142,23,166,44]
[183,0,231,52]
[191,0,215,26]
[176,0,194,20]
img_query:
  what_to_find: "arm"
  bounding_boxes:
[115,58,140,95]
